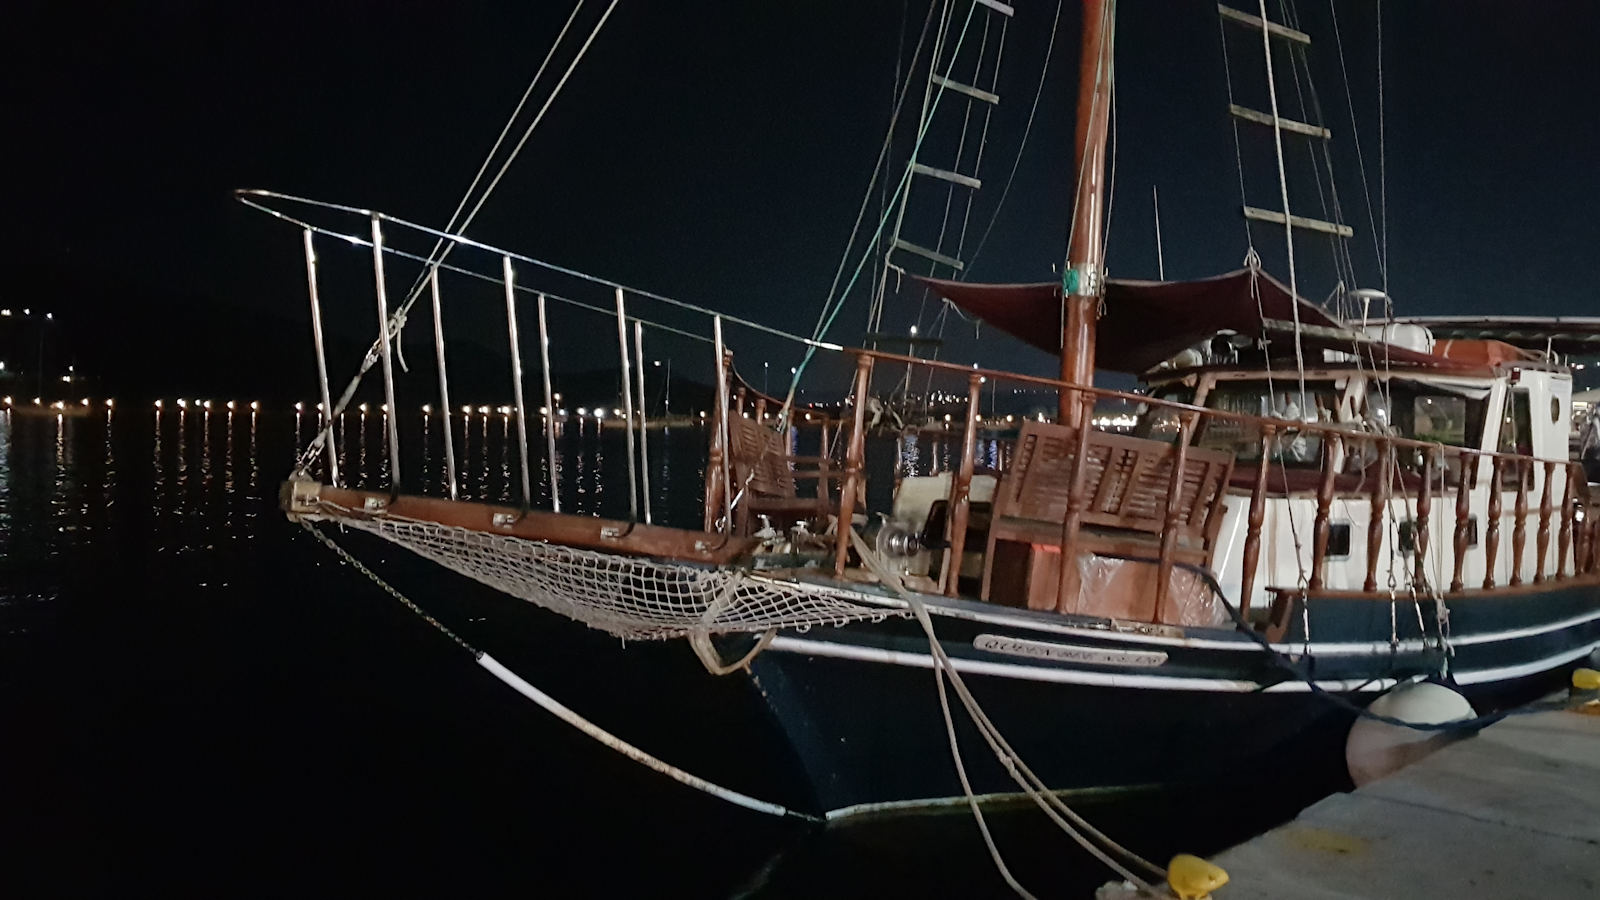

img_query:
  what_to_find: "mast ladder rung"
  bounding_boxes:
[1229,104,1330,139]
[893,238,965,271]
[912,163,982,190]
[1243,206,1354,237]
[930,74,999,105]
[1217,4,1311,44]
[976,0,1015,17]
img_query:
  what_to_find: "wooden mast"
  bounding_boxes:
[1060,0,1116,425]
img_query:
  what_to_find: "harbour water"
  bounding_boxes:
[0,405,1341,896]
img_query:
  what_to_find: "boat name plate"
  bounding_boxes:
[973,634,1168,668]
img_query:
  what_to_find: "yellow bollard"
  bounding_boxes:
[1573,668,1600,691]
[1167,854,1229,899]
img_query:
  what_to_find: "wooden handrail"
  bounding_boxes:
[1240,425,1275,617]
[834,354,873,577]
[1451,452,1478,593]
[1536,460,1555,583]
[942,373,983,596]
[1558,462,1575,580]
[1511,459,1529,587]
[1414,447,1435,593]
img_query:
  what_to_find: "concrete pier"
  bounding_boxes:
[1209,709,1600,899]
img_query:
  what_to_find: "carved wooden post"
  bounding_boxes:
[1365,439,1392,593]
[1239,425,1275,618]
[1154,411,1196,613]
[1451,452,1477,593]
[1536,459,1555,582]
[754,396,767,423]
[942,373,984,596]
[1309,434,1339,592]
[704,360,729,532]
[1055,393,1099,613]
[1483,455,1504,589]
[1511,458,1529,586]
[834,354,874,577]
[1558,462,1575,580]
[1413,446,1435,592]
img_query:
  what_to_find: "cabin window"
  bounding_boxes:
[1192,381,1340,465]
[1364,382,1489,448]
[1498,388,1533,456]
[1132,385,1196,444]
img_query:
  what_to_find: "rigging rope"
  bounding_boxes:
[964,0,1066,276]
[297,519,821,824]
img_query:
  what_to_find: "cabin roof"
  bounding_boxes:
[1382,316,1600,356]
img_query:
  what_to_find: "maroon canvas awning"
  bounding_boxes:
[917,268,1447,373]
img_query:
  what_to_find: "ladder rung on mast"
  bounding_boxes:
[1229,104,1330,139]
[894,238,965,271]
[1217,4,1311,44]
[912,163,982,190]
[1243,206,1354,237]
[975,0,1015,17]
[930,74,999,105]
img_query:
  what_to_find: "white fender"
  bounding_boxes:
[1345,681,1474,787]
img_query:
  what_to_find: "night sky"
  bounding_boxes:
[6,0,1599,394]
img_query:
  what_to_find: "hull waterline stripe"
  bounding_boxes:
[770,634,1599,692]
[768,635,1378,693]
[807,579,1600,657]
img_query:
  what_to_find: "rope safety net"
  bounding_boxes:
[328,511,905,641]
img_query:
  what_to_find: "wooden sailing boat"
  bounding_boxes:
[253,0,1600,820]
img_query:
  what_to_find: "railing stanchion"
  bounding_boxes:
[301,229,340,487]
[1536,459,1555,582]
[1511,458,1529,586]
[712,317,734,534]
[1559,462,1575,579]
[1239,424,1275,618]
[1054,393,1098,613]
[942,373,983,597]
[1365,439,1391,593]
[428,269,458,501]
[1414,446,1435,592]
[1451,451,1477,593]
[536,294,561,513]
[1153,411,1196,614]
[369,214,402,495]
[835,353,873,577]
[615,288,640,522]
[502,257,534,509]
[1309,434,1339,591]
[1484,455,1504,589]
[633,320,652,525]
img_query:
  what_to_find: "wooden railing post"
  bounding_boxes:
[942,373,983,596]
[1365,439,1392,593]
[1558,462,1575,580]
[1413,446,1436,592]
[1536,459,1555,583]
[1484,455,1504,589]
[1309,434,1339,592]
[1451,452,1478,593]
[1239,425,1276,618]
[1055,393,1099,613]
[834,354,874,577]
[1511,458,1529,586]
[1153,411,1196,613]
[816,417,832,503]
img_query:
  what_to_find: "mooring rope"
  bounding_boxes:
[298,519,820,824]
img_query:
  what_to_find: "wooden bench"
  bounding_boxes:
[981,420,1234,613]
[726,413,842,536]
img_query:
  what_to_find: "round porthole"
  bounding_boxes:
[1552,395,1561,423]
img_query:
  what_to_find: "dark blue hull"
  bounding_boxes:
[748,580,1600,815]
